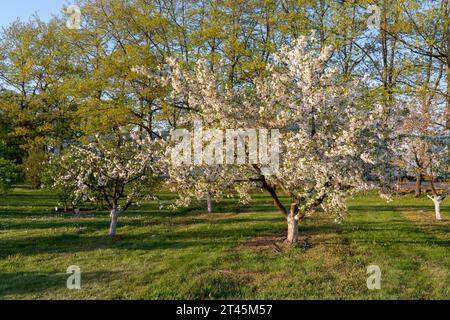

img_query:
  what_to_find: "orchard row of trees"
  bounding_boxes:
[0,0,449,242]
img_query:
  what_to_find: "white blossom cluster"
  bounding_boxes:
[166,36,397,217]
[54,133,165,211]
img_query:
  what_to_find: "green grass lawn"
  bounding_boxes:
[0,187,449,300]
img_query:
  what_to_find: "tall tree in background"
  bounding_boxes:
[391,0,450,128]
[0,19,79,150]
[0,19,80,187]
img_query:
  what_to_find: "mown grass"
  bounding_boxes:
[0,187,449,300]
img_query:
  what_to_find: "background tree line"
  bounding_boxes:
[0,0,448,198]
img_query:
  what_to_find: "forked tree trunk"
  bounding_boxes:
[207,193,213,214]
[109,206,121,237]
[286,205,299,244]
[427,195,442,221]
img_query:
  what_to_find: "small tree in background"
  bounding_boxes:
[419,135,449,220]
[166,164,251,214]
[42,155,80,212]
[0,158,19,197]
[23,148,47,189]
[398,100,449,220]
[54,132,164,236]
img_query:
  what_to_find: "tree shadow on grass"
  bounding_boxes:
[348,204,449,212]
[1,219,108,231]
[0,203,198,220]
[415,223,450,234]
[397,205,450,211]
[184,271,256,299]
[0,212,283,233]
[0,227,269,259]
[0,214,339,258]
[343,219,450,248]
[0,270,119,298]
[348,205,399,212]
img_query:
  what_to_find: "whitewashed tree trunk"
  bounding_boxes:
[427,195,442,221]
[109,206,120,236]
[207,193,213,214]
[286,210,299,244]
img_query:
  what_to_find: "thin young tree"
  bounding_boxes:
[55,132,164,236]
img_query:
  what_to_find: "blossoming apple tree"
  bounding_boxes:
[54,132,164,236]
[165,36,397,244]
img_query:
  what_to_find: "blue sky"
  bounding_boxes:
[0,0,69,28]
